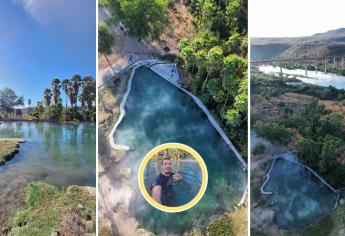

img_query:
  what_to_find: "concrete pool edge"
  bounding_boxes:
[109,60,247,169]
[108,60,248,208]
[108,60,159,150]
[261,156,340,210]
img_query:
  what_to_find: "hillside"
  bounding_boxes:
[251,28,345,60]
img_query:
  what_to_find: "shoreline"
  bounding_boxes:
[0,119,96,125]
[0,141,20,165]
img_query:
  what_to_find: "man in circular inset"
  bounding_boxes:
[151,157,183,206]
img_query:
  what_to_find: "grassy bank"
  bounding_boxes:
[186,205,248,236]
[0,141,19,165]
[3,182,96,236]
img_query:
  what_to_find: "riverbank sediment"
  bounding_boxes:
[0,140,22,165]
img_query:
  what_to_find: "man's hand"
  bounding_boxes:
[151,185,161,203]
[173,173,183,182]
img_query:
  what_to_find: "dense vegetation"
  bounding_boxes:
[33,76,96,122]
[153,149,194,160]
[252,70,345,187]
[3,182,95,235]
[99,0,248,156]
[0,75,96,122]
[254,120,291,145]
[296,99,345,187]
[178,0,248,156]
[102,0,168,40]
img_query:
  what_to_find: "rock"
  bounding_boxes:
[51,230,61,236]
[340,199,344,205]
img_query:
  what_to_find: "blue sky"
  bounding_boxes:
[0,0,96,106]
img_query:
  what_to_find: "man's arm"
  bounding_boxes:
[151,185,162,203]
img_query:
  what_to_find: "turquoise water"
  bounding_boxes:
[114,66,247,234]
[0,122,95,225]
[144,160,202,206]
[262,158,338,230]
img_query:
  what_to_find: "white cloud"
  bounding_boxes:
[249,0,345,37]
[12,0,71,24]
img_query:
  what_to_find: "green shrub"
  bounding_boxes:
[252,142,266,155]
[254,120,291,144]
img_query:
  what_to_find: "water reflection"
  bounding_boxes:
[0,121,96,226]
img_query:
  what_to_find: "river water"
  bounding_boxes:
[258,65,345,89]
[0,122,96,226]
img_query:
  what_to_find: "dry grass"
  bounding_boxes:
[98,69,131,136]
[0,141,19,165]
[98,0,195,71]
[159,0,194,53]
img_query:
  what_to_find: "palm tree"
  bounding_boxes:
[78,76,96,121]
[61,79,71,109]
[71,74,81,113]
[81,76,96,109]
[51,78,61,105]
[44,88,52,109]
[98,23,115,74]
[28,98,31,114]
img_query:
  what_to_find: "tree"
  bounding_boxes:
[51,78,61,105]
[70,74,82,114]
[62,79,71,108]
[226,0,247,35]
[28,99,32,115]
[117,0,168,39]
[79,76,96,121]
[43,89,52,108]
[300,99,325,138]
[320,135,343,174]
[32,102,45,120]
[0,88,24,117]
[98,23,115,74]
[15,109,22,117]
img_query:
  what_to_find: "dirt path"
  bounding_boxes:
[97,2,194,86]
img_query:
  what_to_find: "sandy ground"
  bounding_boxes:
[98,2,194,86]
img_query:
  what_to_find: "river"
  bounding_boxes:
[0,121,96,226]
[258,65,345,89]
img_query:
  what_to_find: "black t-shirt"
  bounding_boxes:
[151,172,176,206]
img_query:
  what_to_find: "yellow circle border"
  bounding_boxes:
[138,143,208,213]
